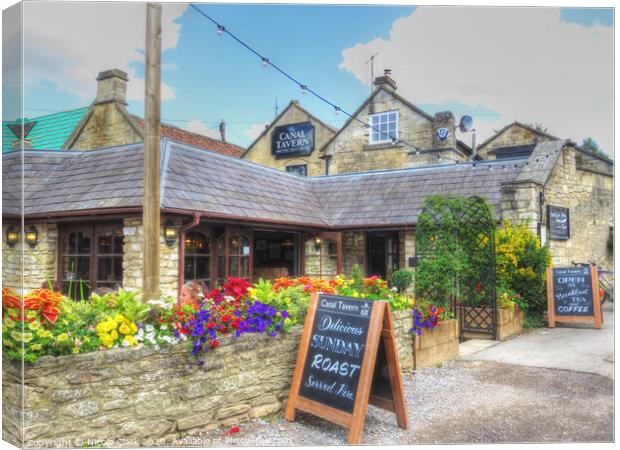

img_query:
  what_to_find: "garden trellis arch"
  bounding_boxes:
[415,196,498,341]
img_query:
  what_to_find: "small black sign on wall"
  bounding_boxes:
[548,205,570,240]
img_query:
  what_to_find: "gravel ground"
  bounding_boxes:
[183,360,613,446]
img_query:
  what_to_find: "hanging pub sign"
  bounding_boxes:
[285,293,407,444]
[547,205,570,240]
[271,122,315,158]
[546,266,602,329]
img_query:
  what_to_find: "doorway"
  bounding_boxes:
[253,230,299,281]
[367,231,399,279]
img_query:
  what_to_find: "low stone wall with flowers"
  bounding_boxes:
[3,312,414,448]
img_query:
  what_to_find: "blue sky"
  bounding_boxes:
[14,4,614,153]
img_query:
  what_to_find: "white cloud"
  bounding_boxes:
[23,2,187,103]
[185,120,221,140]
[339,7,613,155]
[245,123,270,141]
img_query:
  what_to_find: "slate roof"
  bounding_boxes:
[2,107,89,153]
[4,139,529,227]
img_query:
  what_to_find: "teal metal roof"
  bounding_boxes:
[2,107,89,153]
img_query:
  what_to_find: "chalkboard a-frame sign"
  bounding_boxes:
[285,293,407,444]
[547,266,602,329]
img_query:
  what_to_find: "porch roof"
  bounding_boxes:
[3,139,529,228]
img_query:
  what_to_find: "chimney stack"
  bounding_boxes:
[373,69,397,91]
[94,69,128,105]
[219,119,226,142]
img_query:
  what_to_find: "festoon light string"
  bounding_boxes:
[189,4,561,169]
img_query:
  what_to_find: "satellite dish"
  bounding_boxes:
[459,115,473,133]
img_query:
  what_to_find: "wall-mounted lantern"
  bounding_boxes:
[164,221,178,247]
[6,226,19,247]
[24,225,38,248]
[314,236,322,251]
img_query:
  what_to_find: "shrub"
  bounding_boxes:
[349,264,364,292]
[390,269,414,294]
[496,221,551,312]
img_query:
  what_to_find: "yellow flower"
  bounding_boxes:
[26,310,37,320]
[4,318,16,329]
[130,322,138,334]
[10,331,22,342]
[71,347,79,354]
[118,323,131,335]
[114,314,127,324]
[123,335,137,346]
[28,321,40,331]
[56,333,69,342]
[22,333,34,343]
[101,336,114,348]
[30,343,42,351]
[110,329,118,340]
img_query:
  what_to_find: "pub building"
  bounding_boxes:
[2,71,613,298]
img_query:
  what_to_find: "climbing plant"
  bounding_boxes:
[415,195,497,311]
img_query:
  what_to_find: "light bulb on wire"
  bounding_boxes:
[300,85,308,95]
[334,106,341,116]
[217,25,225,35]
[261,57,269,67]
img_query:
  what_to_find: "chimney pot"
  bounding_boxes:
[373,69,397,91]
[94,69,129,105]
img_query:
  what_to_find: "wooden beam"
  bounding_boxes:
[142,2,162,301]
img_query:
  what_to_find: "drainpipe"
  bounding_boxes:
[177,213,202,300]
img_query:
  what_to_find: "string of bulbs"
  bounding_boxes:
[189,4,562,169]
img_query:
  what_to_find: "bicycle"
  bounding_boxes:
[571,260,614,305]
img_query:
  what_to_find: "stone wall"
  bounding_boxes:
[122,217,181,298]
[476,123,555,160]
[69,103,142,150]
[342,232,366,275]
[2,223,58,292]
[242,101,335,177]
[3,314,413,448]
[325,88,464,174]
[543,147,613,267]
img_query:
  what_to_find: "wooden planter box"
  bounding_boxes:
[460,306,524,341]
[412,318,459,369]
[497,307,525,340]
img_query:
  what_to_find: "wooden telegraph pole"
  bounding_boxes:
[143,3,162,301]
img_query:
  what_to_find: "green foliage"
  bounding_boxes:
[248,279,310,327]
[496,221,551,313]
[390,269,414,294]
[349,264,364,292]
[581,137,607,158]
[523,311,545,329]
[416,195,496,309]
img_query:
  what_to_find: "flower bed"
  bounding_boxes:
[2,272,422,447]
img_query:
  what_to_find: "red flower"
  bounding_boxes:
[210,340,220,349]
[475,282,481,292]
[205,322,216,329]
[224,426,240,435]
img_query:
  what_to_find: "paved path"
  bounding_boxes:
[461,303,614,378]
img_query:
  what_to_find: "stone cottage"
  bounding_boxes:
[3,69,245,158]
[2,133,612,299]
[243,100,337,177]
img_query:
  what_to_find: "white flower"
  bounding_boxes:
[160,325,168,330]
[145,324,154,332]
[146,332,156,342]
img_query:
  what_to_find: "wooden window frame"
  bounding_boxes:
[213,227,254,286]
[57,222,124,297]
[184,229,212,287]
